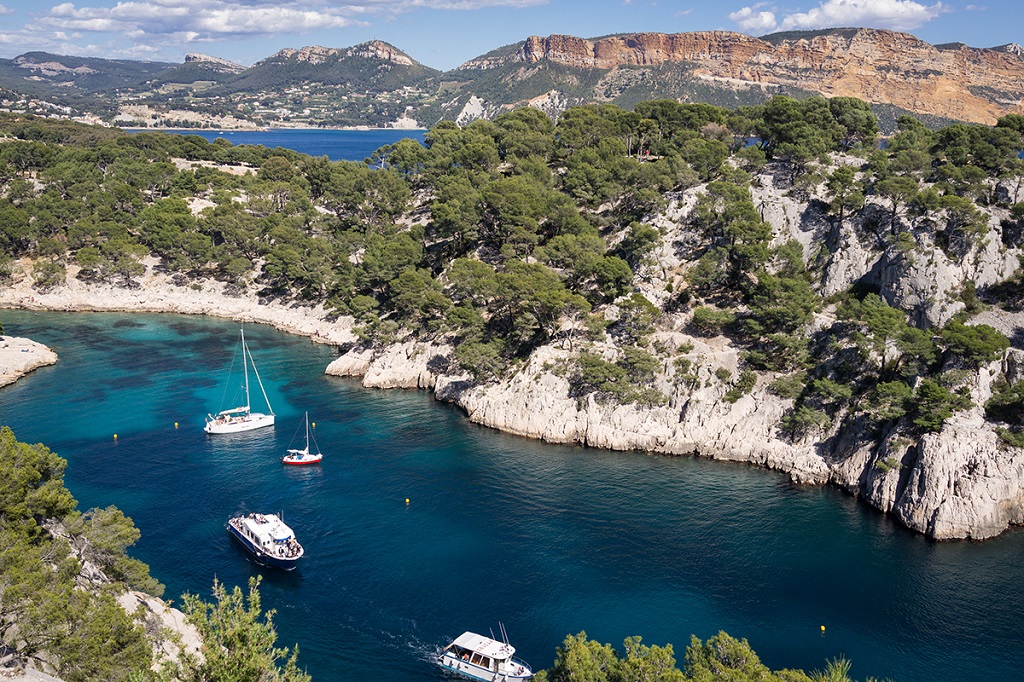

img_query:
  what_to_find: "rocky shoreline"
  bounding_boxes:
[0,335,57,389]
[3,259,1024,541]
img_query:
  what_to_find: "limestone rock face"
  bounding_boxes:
[862,420,1024,539]
[462,28,1024,124]
[433,345,830,484]
[393,343,1024,538]
[347,41,416,66]
[875,215,1018,328]
[327,342,452,390]
[0,336,58,388]
[266,42,415,67]
[183,53,245,73]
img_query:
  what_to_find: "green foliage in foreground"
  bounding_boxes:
[171,577,310,682]
[0,425,311,680]
[534,630,888,682]
[0,426,158,681]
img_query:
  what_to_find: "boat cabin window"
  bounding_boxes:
[450,645,471,660]
[470,653,492,669]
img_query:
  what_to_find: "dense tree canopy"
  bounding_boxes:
[1,90,1018,436]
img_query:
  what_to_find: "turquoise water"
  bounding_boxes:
[2,311,1023,681]
[130,128,426,162]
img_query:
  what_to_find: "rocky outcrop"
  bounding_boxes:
[13,56,96,76]
[346,41,416,66]
[326,341,452,389]
[460,29,1024,125]
[266,42,416,67]
[183,53,245,74]
[338,333,1024,539]
[0,336,57,389]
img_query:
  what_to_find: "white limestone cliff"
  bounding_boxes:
[0,336,57,388]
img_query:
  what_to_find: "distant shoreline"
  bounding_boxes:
[120,126,428,133]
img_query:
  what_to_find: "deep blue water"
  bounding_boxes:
[130,128,426,162]
[2,311,1023,681]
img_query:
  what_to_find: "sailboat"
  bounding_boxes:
[204,328,275,434]
[281,412,322,465]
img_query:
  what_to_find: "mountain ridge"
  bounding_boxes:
[1,28,1022,129]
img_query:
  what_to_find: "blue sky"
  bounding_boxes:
[0,0,1019,71]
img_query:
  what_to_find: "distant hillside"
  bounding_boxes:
[0,51,175,93]
[129,41,440,128]
[142,54,246,92]
[215,42,437,94]
[0,28,1022,129]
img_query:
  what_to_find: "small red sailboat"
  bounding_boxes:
[281,412,323,466]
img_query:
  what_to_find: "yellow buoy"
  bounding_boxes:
[312,422,316,428]
[820,626,826,633]
[113,434,118,440]
[405,498,410,505]
[174,422,179,428]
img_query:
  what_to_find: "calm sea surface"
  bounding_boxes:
[1,311,1023,681]
[132,128,426,162]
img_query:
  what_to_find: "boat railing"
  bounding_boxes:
[509,656,531,676]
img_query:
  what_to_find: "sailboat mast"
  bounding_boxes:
[241,328,251,410]
[305,412,310,449]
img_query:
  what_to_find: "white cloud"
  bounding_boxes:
[779,0,946,32]
[0,4,15,15]
[29,0,548,42]
[730,0,948,35]
[729,5,778,33]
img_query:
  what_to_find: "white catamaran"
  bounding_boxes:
[205,328,275,434]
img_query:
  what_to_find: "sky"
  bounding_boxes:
[0,0,1020,72]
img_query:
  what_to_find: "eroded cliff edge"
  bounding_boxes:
[321,156,1024,542]
[327,336,1024,541]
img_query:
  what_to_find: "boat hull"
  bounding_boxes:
[438,654,532,681]
[282,453,323,465]
[205,413,275,434]
[226,522,299,570]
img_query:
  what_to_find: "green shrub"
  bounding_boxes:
[995,427,1024,448]
[874,456,901,473]
[691,306,736,336]
[782,405,830,437]
[985,376,1024,425]
[810,378,853,404]
[724,369,757,403]
[940,321,1010,366]
[454,340,505,380]
[910,378,972,432]
[768,372,807,399]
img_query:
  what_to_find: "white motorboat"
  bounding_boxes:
[226,512,303,570]
[205,328,275,434]
[438,628,532,681]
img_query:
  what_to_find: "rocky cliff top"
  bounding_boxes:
[183,52,246,73]
[346,40,416,66]
[267,41,417,67]
[459,28,1024,124]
